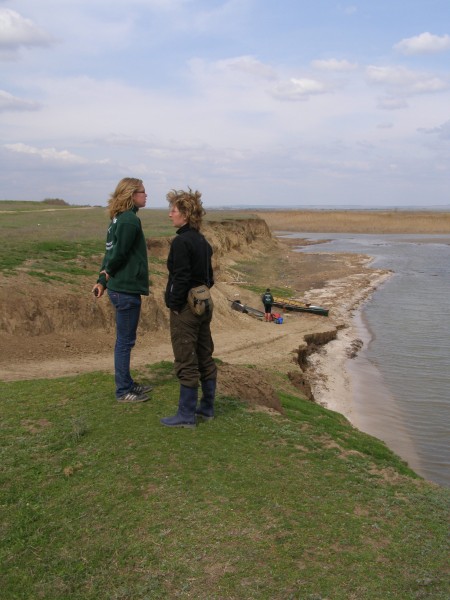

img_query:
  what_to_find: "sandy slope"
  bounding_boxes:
[0,279,335,381]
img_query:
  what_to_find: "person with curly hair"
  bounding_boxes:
[161,188,217,428]
[92,178,152,403]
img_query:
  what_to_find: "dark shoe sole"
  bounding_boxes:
[160,420,196,428]
[196,413,214,421]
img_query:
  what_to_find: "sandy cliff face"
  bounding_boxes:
[0,218,275,347]
[147,218,273,269]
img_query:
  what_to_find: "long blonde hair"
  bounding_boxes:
[108,178,143,219]
[166,188,205,230]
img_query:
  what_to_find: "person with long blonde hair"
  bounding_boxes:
[92,178,152,403]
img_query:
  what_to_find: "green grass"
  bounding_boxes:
[1,363,448,599]
[242,284,294,298]
[0,202,256,278]
[0,239,102,279]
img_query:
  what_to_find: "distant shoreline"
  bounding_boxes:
[255,209,450,234]
[2,199,450,214]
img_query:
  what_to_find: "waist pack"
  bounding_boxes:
[187,285,213,316]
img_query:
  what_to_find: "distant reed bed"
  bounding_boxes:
[255,210,450,234]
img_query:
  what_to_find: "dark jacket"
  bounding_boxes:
[262,291,274,306]
[97,207,149,295]
[165,224,214,311]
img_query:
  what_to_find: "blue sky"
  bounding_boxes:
[1,0,449,207]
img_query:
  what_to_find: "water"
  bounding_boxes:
[288,232,450,488]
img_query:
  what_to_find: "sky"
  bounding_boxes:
[1,0,450,208]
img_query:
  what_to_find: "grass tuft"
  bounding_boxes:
[69,416,89,443]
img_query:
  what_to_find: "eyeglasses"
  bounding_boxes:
[135,191,146,194]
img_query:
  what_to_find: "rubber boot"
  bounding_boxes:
[160,384,197,428]
[196,378,216,420]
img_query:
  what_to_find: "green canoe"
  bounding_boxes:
[272,296,329,316]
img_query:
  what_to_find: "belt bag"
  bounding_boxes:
[187,285,213,316]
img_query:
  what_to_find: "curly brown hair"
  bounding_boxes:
[108,178,143,219]
[166,188,205,230]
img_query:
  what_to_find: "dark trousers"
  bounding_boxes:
[170,305,217,388]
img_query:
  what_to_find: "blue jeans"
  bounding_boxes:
[108,291,141,398]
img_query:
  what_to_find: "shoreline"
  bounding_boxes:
[277,230,450,488]
[348,311,424,477]
[303,262,426,480]
[302,264,391,421]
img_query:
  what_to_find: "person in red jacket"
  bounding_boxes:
[92,178,152,403]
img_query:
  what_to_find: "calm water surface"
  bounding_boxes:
[288,233,450,488]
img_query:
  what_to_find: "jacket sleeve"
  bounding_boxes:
[97,237,109,287]
[207,243,214,289]
[166,236,192,310]
[105,221,139,276]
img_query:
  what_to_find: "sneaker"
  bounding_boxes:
[117,392,149,403]
[131,383,153,395]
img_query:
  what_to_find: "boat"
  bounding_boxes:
[271,296,329,316]
[230,300,265,319]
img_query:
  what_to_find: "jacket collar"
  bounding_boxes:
[176,223,191,235]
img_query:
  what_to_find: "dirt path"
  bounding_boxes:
[0,290,333,382]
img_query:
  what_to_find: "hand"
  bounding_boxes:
[99,270,110,282]
[92,283,105,298]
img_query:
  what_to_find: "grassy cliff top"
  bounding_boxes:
[1,362,449,599]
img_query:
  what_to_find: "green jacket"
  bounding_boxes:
[97,207,149,295]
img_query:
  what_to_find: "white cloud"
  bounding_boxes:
[175,0,252,33]
[271,78,328,101]
[311,58,358,71]
[216,56,277,80]
[1,2,450,207]
[337,4,358,16]
[0,90,40,112]
[411,77,449,93]
[420,120,450,140]
[4,143,87,164]
[394,32,450,55]
[366,65,450,96]
[345,6,357,15]
[377,121,394,129]
[0,9,54,53]
[377,96,408,110]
